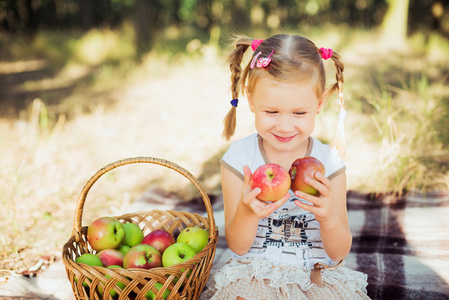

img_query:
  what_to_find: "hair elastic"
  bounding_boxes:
[320,47,333,60]
[251,39,264,51]
[230,99,239,107]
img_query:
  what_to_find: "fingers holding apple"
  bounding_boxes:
[250,164,291,202]
[289,157,325,196]
[297,171,331,199]
[294,170,334,219]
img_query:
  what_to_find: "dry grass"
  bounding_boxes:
[1,27,448,273]
[0,56,234,273]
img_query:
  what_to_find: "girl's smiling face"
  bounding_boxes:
[247,76,324,157]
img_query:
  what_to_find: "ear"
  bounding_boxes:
[317,89,328,114]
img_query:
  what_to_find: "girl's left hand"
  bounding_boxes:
[293,172,338,226]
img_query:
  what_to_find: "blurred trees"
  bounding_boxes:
[0,0,448,51]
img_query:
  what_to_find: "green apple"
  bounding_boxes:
[162,242,196,283]
[87,216,125,251]
[75,253,104,287]
[118,244,131,256]
[162,243,196,267]
[176,227,209,253]
[97,265,126,297]
[145,282,170,300]
[123,223,144,247]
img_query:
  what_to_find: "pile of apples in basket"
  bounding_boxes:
[76,217,209,299]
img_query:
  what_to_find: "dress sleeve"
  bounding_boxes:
[219,134,261,181]
[310,138,346,180]
[325,147,346,180]
[220,143,245,181]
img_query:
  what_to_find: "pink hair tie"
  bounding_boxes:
[320,47,333,60]
[251,39,264,51]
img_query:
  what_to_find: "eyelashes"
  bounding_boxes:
[264,111,306,115]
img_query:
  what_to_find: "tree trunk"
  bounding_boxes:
[79,0,92,30]
[380,0,410,49]
[134,0,155,56]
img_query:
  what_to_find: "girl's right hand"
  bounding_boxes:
[241,165,290,218]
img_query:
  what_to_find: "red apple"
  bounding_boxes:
[142,229,175,255]
[96,248,124,268]
[250,163,291,202]
[87,216,125,251]
[176,227,209,253]
[289,157,325,195]
[123,244,162,270]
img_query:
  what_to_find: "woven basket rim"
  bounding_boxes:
[70,156,216,242]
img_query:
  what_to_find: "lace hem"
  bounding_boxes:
[212,257,368,293]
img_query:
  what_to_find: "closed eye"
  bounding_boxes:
[294,112,306,115]
[265,110,278,114]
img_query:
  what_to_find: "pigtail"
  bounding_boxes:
[222,36,252,140]
[328,52,346,157]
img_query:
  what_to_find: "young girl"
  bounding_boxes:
[201,34,370,300]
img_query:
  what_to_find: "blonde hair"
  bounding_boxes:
[222,33,346,156]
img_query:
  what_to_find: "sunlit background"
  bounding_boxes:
[0,0,448,273]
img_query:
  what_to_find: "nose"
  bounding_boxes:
[276,114,294,132]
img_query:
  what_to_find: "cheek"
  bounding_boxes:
[254,114,274,129]
[296,116,316,130]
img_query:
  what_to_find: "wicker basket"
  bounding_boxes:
[62,157,218,300]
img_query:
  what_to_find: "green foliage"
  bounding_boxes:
[1,0,448,37]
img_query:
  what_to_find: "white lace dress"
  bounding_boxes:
[200,257,370,300]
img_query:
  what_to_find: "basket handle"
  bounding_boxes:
[72,157,216,241]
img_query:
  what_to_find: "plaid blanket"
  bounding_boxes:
[127,187,449,299]
[345,190,449,300]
